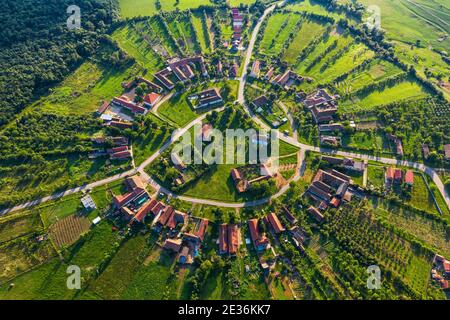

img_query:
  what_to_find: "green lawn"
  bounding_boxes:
[259,13,302,56]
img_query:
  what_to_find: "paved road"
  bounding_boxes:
[1,0,449,215]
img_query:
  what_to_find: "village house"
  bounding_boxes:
[154,56,208,90]
[230,168,249,193]
[109,120,133,130]
[232,7,244,27]
[282,206,297,226]
[318,123,344,133]
[184,218,209,244]
[264,67,274,81]
[229,63,239,78]
[163,238,183,253]
[97,101,110,115]
[307,206,324,222]
[248,218,269,251]
[321,156,365,172]
[404,170,414,186]
[192,88,223,109]
[143,92,161,109]
[137,76,163,93]
[251,95,270,112]
[264,212,285,234]
[387,134,404,157]
[112,96,148,115]
[307,169,351,207]
[271,70,302,89]
[219,224,240,255]
[249,60,261,78]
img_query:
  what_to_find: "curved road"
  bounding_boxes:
[1,1,449,215]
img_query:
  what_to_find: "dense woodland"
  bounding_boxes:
[0,0,116,127]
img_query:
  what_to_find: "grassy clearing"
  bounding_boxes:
[286,0,347,20]
[367,165,385,188]
[0,211,43,244]
[119,0,213,18]
[192,12,211,54]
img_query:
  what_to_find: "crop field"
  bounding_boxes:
[38,196,84,228]
[49,214,91,249]
[407,173,441,214]
[259,13,302,56]
[340,80,429,112]
[286,0,347,20]
[282,19,329,65]
[374,202,450,257]
[119,0,213,18]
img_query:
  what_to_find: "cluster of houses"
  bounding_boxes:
[231,8,244,50]
[248,208,308,270]
[162,216,209,265]
[385,167,414,188]
[432,254,450,290]
[154,56,208,90]
[90,136,133,160]
[306,168,354,221]
[230,164,274,193]
[97,76,163,122]
[301,89,341,147]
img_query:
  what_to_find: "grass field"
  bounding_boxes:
[341,80,429,112]
[0,211,43,244]
[119,0,213,18]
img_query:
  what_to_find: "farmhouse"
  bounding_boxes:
[219,224,240,255]
[184,218,209,244]
[249,60,261,78]
[112,96,147,115]
[248,218,269,251]
[307,206,324,222]
[163,238,183,253]
[282,206,297,225]
[271,70,302,88]
[155,56,208,90]
[307,169,351,207]
[264,67,274,80]
[143,92,161,108]
[191,88,223,109]
[310,105,338,124]
[264,212,285,234]
[303,89,335,108]
[252,95,270,111]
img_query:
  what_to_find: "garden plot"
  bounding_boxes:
[49,214,91,249]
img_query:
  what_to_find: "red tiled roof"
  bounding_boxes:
[143,92,161,106]
[228,224,239,255]
[248,219,268,248]
[194,219,209,241]
[230,168,242,182]
[134,199,157,223]
[158,206,174,227]
[394,169,403,181]
[444,144,450,160]
[219,224,228,253]
[151,202,164,215]
[163,238,182,252]
[405,170,414,185]
[386,167,395,180]
[113,189,143,208]
[111,151,132,159]
[307,206,324,222]
[444,260,450,272]
[266,212,285,234]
